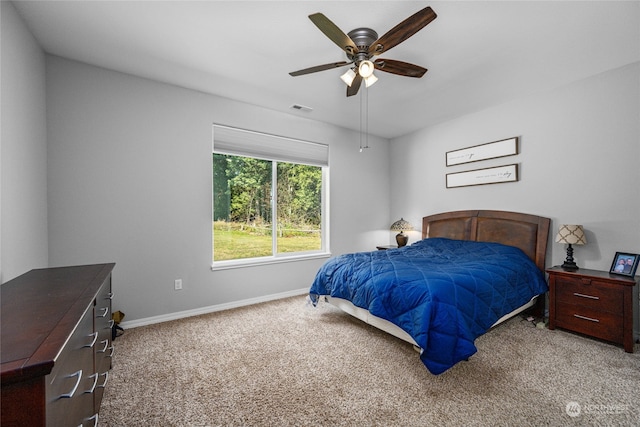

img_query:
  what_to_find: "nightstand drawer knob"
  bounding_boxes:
[573,292,599,300]
[581,278,592,284]
[574,314,600,323]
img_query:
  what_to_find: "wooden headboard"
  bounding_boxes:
[422,210,550,272]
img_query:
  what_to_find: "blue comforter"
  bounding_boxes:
[309,238,548,374]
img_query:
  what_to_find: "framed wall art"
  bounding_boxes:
[446,164,518,188]
[446,137,519,167]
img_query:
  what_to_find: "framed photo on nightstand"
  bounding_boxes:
[609,252,639,277]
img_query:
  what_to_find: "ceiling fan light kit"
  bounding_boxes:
[358,60,375,78]
[357,60,378,88]
[364,73,378,88]
[340,68,357,86]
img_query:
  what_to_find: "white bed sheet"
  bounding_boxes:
[325,295,538,348]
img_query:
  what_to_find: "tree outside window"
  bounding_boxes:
[213,153,323,262]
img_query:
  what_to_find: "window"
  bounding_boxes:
[212,125,329,268]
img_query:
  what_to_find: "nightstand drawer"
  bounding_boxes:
[555,276,623,313]
[547,266,638,353]
[555,301,624,343]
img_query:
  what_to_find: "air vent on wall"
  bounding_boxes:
[290,104,313,112]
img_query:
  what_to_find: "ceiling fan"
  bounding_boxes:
[289,6,437,97]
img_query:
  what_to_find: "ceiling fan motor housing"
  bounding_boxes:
[346,28,378,62]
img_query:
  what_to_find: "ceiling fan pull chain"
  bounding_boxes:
[360,86,364,151]
[359,85,370,152]
[359,86,363,151]
[364,86,369,150]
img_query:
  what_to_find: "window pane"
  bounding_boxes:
[276,162,322,254]
[213,154,272,261]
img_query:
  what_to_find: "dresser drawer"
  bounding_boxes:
[554,276,623,313]
[555,301,624,344]
[95,281,113,371]
[47,307,96,426]
[94,277,114,410]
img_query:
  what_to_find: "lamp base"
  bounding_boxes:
[561,243,579,270]
[560,261,579,271]
[395,232,408,247]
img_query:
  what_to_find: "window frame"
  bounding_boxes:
[211,125,330,270]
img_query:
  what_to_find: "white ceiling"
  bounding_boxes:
[11,1,640,139]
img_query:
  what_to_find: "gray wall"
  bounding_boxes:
[389,62,640,332]
[45,56,391,322]
[0,1,48,282]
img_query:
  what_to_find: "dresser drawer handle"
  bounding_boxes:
[573,292,599,300]
[86,373,99,394]
[574,314,600,323]
[87,413,99,427]
[108,345,115,358]
[98,339,109,353]
[98,371,109,388]
[59,370,83,399]
[107,319,115,329]
[106,292,114,300]
[97,307,109,318]
[85,332,99,348]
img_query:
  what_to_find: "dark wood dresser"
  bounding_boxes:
[1,263,115,426]
[547,266,638,352]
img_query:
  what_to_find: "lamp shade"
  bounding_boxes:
[364,73,378,88]
[340,68,356,87]
[358,60,375,78]
[555,224,587,245]
[390,218,413,232]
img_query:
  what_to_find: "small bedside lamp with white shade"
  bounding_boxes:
[390,218,413,247]
[555,224,587,270]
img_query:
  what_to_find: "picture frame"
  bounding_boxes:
[446,164,518,189]
[446,136,518,167]
[609,252,639,277]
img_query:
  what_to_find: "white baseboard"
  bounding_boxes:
[119,287,310,329]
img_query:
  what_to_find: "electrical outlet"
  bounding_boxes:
[174,279,183,290]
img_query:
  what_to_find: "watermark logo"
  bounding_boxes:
[565,401,629,418]
[566,401,581,418]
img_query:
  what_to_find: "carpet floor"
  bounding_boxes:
[98,296,640,426]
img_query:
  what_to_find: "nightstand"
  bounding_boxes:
[376,245,398,250]
[547,266,638,352]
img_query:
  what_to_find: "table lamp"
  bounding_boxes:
[390,218,413,247]
[555,224,587,270]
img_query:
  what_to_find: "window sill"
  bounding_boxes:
[211,252,331,271]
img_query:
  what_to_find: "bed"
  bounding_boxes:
[309,210,550,374]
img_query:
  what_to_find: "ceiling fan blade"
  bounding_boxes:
[309,13,359,55]
[368,6,437,56]
[374,59,427,78]
[346,74,362,97]
[289,61,352,76]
